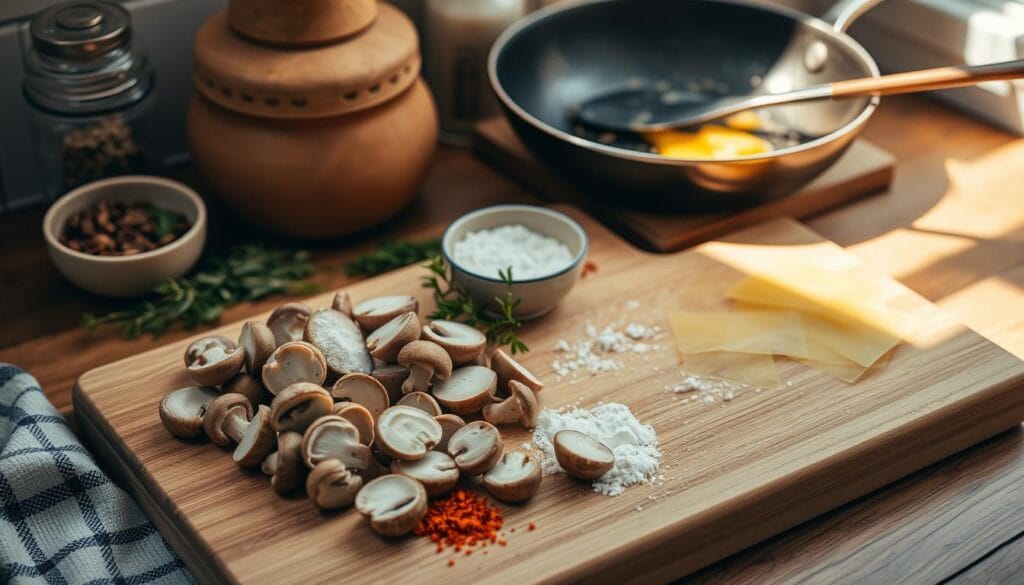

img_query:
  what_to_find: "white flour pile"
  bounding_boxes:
[532,402,661,496]
[451,224,574,279]
[671,373,748,404]
[551,319,663,378]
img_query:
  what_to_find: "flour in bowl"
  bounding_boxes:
[451,224,574,279]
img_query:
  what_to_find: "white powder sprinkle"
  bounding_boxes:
[532,402,661,496]
[551,319,663,378]
[672,372,748,405]
[451,224,574,279]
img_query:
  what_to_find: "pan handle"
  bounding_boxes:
[821,0,887,33]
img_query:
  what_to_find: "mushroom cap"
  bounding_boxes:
[374,405,443,461]
[307,459,363,510]
[431,366,497,415]
[233,405,276,466]
[353,295,419,332]
[266,302,313,347]
[397,340,453,380]
[391,451,460,498]
[365,312,421,363]
[262,341,327,396]
[490,349,544,395]
[482,380,539,429]
[303,308,373,379]
[331,291,354,317]
[371,365,410,404]
[185,335,236,367]
[553,429,615,480]
[301,415,372,471]
[239,321,276,374]
[421,320,486,365]
[187,344,246,387]
[203,393,253,446]
[263,431,305,494]
[396,392,442,417]
[269,382,333,433]
[159,386,219,439]
[434,413,466,452]
[446,420,503,476]
[331,373,390,420]
[221,374,266,409]
[483,451,543,503]
[332,402,375,445]
[355,474,429,536]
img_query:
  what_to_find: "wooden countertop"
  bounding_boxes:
[2,94,1023,583]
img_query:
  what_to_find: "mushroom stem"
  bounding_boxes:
[224,413,249,443]
[483,396,520,424]
[402,363,434,394]
[261,451,279,475]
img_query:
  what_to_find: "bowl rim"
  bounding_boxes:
[488,0,881,165]
[42,175,208,264]
[441,204,589,284]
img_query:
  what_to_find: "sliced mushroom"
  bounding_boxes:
[483,451,543,502]
[307,459,363,510]
[159,386,219,439]
[482,380,539,429]
[469,351,490,368]
[304,308,373,379]
[331,291,354,317]
[375,405,443,461]
[188,343,245,387]
[372,364,410,404]
[355,474,429,537]
[233,405,276,466]
[365,311,420,363]
[269,382,333,433]
[446,420,503,476]
[184,335,236,367]
[391,451,460,498]
[422,320,487,365]
[262,341,327,396]
[397,340,452,394]
[553,430,615,480]
[331,373,390,420]
[434,413,465,452]
[353,295,419,332]
[491,349,544,395]
[239,321,275,374]
[262,431,305,494]
[396,392,442,417]
[332,402,375,445]
[221,374,265,409]
[431,366,497,415]
[301,415,372,472]
[202,393,254,446]
[266,302,312,347]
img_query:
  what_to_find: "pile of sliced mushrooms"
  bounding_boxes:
[158,291,547,537]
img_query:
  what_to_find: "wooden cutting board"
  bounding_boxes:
[74,206,1024,585]
[473,116,895,252]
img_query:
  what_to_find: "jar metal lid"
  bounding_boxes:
[30,1,131,59]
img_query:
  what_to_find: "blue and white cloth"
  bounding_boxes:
[0,364,194,584]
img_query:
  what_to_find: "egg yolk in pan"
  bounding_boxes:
[643,111,773,159]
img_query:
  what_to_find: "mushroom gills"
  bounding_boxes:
[159,386,219,439]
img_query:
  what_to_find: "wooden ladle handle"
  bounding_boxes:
[831,59,1024,98]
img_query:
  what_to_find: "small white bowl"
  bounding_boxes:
[442,204,588,319]
[42,175,207,298]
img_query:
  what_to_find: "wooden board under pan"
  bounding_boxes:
[74,206,1024,584]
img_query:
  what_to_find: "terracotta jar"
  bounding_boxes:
[188,0,438,238]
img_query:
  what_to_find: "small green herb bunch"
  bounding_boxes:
[421,256,529,355]
[345,239,441,277]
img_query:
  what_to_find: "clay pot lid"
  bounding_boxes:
[193,3,420,120]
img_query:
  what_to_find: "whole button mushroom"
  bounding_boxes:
[232,405,276,466]
[483,451,543,503]
[553,430,615,480]
[301,415,372,472]
[262,341,327,396]
[482,380,539,429]
[371,364,409,404]
[307,459,363,510]
[353,294,418,332]
[431,366,497,415]
[331,291,354,317]
[159,386,219,439]
[374,405,443,461]
[421,320,486,365]
[187,340,245,387]
[434,413,465,452]
[262,431,305,494]
[365,311,420,362]
[490,349,544,395]
[331,373,390,420]
[303,308,373,379]
[239,321,275,373]
[221,374,265,409]
[446,420,503,476]
[396,391,442,417]
[266,302,312,347]
[355,474,429,536]
[269,382,333,433]
[396,340,452,394]
[391,451,459,498]
[332,402,376,445]
[203,393,255,446]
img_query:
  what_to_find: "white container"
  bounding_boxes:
[424,0,527,144]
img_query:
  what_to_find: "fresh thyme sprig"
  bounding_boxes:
[345,239,441,277]
[82,244,319,338]
[420,256,529,355]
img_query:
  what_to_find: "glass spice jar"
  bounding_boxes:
[23,1,160,199]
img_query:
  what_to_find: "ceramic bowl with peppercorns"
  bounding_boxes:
[42,175,207,297]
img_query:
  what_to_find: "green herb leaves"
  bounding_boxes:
[346,239,441,277]
[82,244,318,338]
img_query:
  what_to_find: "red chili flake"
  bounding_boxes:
[582,260,599,278]
[528,522,536,531]
[447,559,455,567]
[415,489,505,562]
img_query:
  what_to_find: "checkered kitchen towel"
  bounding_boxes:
[0,364,194,584]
